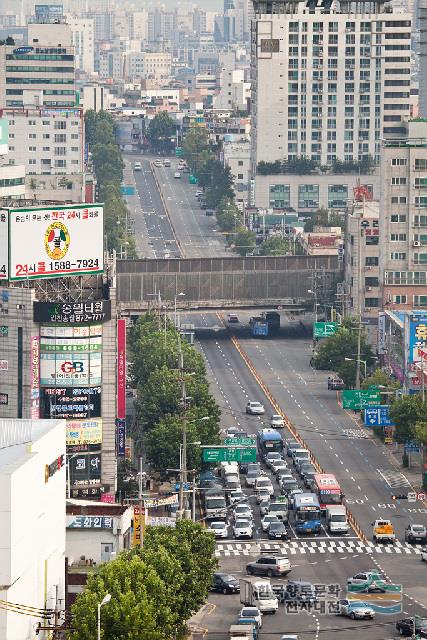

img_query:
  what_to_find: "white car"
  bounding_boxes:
[134,161,142,171]
[265,452,283,468]
[174,171,181,179]
[256,488,271,504]
[270,414,284,428]
[246,401,265,415]
[261,514,280,532]
[229,490,245,505]
[233,504,253,522]
[240,606,262,628]
[421,549,427,562]
[154,159,162,166]
[208,521,229,539]
[255,476,274,496]
[271,460,288,475]
[233,518,253,539]
[337,599,375,620]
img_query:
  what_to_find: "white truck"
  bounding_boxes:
[240,577,278,613]
[326,505,349,534]
[372,519,395,543]
[229,624,257,640]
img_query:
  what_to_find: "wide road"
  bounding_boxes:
[183,312,427,640]
[123,155,181,259]
[152,159,228,258]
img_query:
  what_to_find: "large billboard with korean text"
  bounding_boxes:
[8,204,103,280]
[0,210,7,279]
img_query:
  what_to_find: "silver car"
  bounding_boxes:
[233,518,253,539]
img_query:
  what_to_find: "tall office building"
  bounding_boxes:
[419,0,427,117]
[250,0,412,173]
[379,119,427,311]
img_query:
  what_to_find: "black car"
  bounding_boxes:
[211,573,240,594]
[396,618,427,637]
[268,521,288,540]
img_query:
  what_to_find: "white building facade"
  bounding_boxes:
[68,16,95,74]
[0,419,66,640]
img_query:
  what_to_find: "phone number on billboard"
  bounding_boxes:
[15,259,100,277]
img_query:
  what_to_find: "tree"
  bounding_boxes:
[233,229,256,256]
[182,127,210,171]
[361,369,400,391]
[148,112,176,153]
[303,207,344,232]
[257,160,282,175]
[312,321,375,388]
[389,394,427,443]
[215,198,242,233]
[259,235,291,256]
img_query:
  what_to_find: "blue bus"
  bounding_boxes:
[293,493,321,534]
[257,428,283,456]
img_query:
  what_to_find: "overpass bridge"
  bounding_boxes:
[116,254,341,312]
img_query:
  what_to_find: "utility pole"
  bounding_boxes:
[138,456,144,549]
[177,336,188,519]
[355,220,364,390]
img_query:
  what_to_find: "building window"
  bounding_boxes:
[29,159,36,164]
[391,177,407,185]
[414,178,427,188]
[328,184,348,208]
[415,159,427,170]
[390,252,406,260]
[269,184,290,209]
[415,197,427,207]
[364,298,379,308]
[414,215,427,227]
[393,295,407,304]
[390,233,407,241]
[29,146,36,151]
[414,253,427,264]
[390,214,406,222]
[414,295,427,307]
[365,256,379,266]
[391,196,407,204]
[366,236,379,245]
[54,121,67,130]
[365,277,379,287]
[298,184,319,209]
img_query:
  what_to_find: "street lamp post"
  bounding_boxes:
[345,357,367,379]
[307,289,318,323]
[174,291,185,328]
[97,594,111,640]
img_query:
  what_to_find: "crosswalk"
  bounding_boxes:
[215,539,426,557]
[377,468,411,488]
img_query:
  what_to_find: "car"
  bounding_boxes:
[233,504,253,521]
[228,314,239,323]
[255,476,274,496]
[337,599,375,620]
[299,463,316,481]
[268,521,288,540]
[246,555,291,577]
[396,618,427,637]
[422,549,427,561]
[211,573,240,594]
[261,514,280,532]
[205,209,215,216]
[174,171,181,179]
[247,462,262,474]
[246,469,262,488]
[347,571,388,593]
[283,581,316,603]
[233,518,253,539]
[286,441,301,457]
[256,488,271,504]
[246,401,265,415]
[208,521,229,538]
[405,523,427,543]
[134,161,142,171]
[271,459,288,475]
[280,480,300,495]
[163,159,171,167]
[239,607,262,628]
[280,636,299,640]
[328,376,345,390]
[154,159,162,166]
[277,470,294,485]
[265,452,283,468]
[270,414,284,428]
[294,455,311,473]
[229,489,245,505]
[259,498,270,516]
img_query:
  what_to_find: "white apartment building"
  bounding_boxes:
[223,139,251,204]
[68,16,95,73]
[214,67,251,111]
[2,106,84,175]
[0,162,26,198]
[0,419,66,640]
[98,49,124,80]
[0,22,75,109]
[128,11,149,41]
[345,200,380,319]
[251,2,412,172]
[125,52,172,81]
[379,119,427,311]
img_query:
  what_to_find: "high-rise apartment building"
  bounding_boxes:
[379,119,427,311]
[419,0,427,117]
[68,16,94,73]
[250,0,412,173]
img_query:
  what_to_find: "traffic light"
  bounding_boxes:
[391,494,407,500]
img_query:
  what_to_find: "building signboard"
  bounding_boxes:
[0,392,8,405]
[44,453,65,483]
[144,495,178,508]
[69,452,101,485]
[67,516,114,529]
[41,386,101,419]
[0,210,7,279]
[31,335,40,418]
[34,301,111,324]
[117,319,126,420]
[116,419,126,457]
[40,351,102,386]
[8,204,104,281]
[70,486,103,499]
[66,418,102,446]
[0,360,8,371]
[0,326,8,337]
[406,314,427,367]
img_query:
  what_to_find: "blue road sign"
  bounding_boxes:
[175,482,190,491]
[405,440,421,453]
[364,405,395,427]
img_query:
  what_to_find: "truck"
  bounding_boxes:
[326,505,349,534]
[229,624,258,640]
[240,577,279,613]
[249,316,269,337]
[261,311,281,333]
[372,519,395,543]
[268,498,289,523]
[204,489,227,520]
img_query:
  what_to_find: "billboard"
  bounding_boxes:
[406,314,427,366]
[115,419,126,457]
[69,451,101,485]
[30,336,40,419]
[34,301,111,324]
[40,352,102,386]
[41,386,101,419]
[117,319,126,419]
[8,204,104,280]
[66,418,102,446]
[40,324,102,338]
[0,210,7,279]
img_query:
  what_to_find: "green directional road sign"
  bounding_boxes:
[202,447,257,463]
[342,389,381,410]
[224,437,256,446]
[314,322,338,339]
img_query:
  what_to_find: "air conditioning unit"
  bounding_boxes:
[413,240,421,247]
[366,286,373,291]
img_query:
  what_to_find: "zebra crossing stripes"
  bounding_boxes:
[215,540,424,557]
[377,468,411,488]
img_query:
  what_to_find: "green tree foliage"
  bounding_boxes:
[233,229,257,256]
[70,522,216,640]
[303,207,344,232]
[390,394,427,443]
[147,112,176,153]
[215,198,243,233]
[312,320,375,387]
[182,127,210,172]
[258,235,291,256]
[361,369,400,391]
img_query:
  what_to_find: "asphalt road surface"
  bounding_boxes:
[182,311,427,640]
